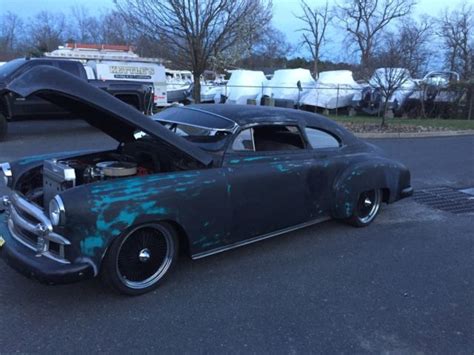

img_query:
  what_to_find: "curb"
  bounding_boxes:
[354,130,474,139]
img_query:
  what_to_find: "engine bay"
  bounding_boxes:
[16,140,201,207]
[42,158,144,205]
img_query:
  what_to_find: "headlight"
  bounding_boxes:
[0,162,12,187]
[49,195,66,226]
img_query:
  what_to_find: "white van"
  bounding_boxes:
[86,60,168,107]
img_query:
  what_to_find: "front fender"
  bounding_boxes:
[58,168,230,268]
[332,157,408,219]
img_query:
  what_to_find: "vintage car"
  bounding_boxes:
[0,66,413,295]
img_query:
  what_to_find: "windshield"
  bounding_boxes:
[135,121,230,152]
[163,122,230,151]
[0,58,26,80]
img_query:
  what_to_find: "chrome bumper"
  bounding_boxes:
[2,192,71,264]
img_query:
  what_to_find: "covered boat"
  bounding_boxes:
[224,70,267,105]
[409,71,460,104]
[352,68,416,115]
[263,68,316,106]
[300,70,360,110]
[166,70,193,103]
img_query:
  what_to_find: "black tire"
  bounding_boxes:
[346,189,382,227]
[0,113,8,141]
[101,222,179,296]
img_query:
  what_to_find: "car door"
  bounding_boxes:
[302,126,346,216]
[222,123,315,244]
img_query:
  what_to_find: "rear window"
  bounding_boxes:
[232,125,305,152]
[305,127,340,149]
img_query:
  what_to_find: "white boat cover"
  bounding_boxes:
[225,70,267,105]
[368,68,416,105]
[263,68,316,103]
[301,70,360,109]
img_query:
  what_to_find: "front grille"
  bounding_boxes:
[6,192,71,264]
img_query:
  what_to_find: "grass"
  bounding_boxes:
[329,115,474,131]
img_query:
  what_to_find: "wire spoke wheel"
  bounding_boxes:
[116,225,175,290]
[356,189,381,224]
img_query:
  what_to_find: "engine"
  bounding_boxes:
[43,159,139,205]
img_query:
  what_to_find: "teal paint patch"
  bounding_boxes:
[229,159,240,164]
[344,202,352,216]
[81,236,105,256]
[273,163,290,172]
[243,156,267,162]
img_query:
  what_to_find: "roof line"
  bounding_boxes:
[181,106,239,127]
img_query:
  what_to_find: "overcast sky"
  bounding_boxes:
[0,0,467,62]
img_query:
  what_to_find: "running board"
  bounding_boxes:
[192,216,331,260]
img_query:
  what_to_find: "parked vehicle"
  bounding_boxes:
[223,70,267,104]
[0,66,412,295]
[301,70,361,110]
[87,60,167,107]
[263,68,316,107]
[352,68,416,115]
[47,42,168,107]
[0,58,154,141]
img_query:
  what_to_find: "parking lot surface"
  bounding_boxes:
[0,120,473,353]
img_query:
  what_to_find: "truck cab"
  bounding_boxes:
[0,58,154,141]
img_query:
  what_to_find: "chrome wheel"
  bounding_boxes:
[356,189,381,224]
[116,224,175,290]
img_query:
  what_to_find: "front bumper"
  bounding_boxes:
[0,212,94,285]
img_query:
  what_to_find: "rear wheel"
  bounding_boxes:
[347,189,382,227]
[101,223,178,295]
[0,113,7,141]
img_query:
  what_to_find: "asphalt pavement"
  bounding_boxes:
[0,120,473,353]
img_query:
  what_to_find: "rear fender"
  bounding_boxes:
[332,159,404,219]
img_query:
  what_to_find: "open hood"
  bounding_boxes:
[1,65,213,166]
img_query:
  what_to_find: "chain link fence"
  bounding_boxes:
[197,81,473,120]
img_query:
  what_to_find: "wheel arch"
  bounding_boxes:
[331,161,399,219]
[97,217,192,271]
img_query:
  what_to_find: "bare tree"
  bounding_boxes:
[115,0,272,102]
[370,67,411,126]
[98,10,137,45]
[437,3,473,80]
[207,23,286,72]
[69,5,102,43]
[336,0,415,77]
[25,11,67,54]
[295,0,330,78]
[0,12,24,60]
[384,17,433,77]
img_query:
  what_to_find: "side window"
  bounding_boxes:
[57,61,82,77]
[232,125,305,152]
[305,127,340,149]
[232,128,254,151]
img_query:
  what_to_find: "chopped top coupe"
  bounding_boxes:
[0,66,412,295]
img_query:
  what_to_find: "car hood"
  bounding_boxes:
[0,65,213,166]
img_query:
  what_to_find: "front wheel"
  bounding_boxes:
[101,223,179,296]
[347,189,382,227]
